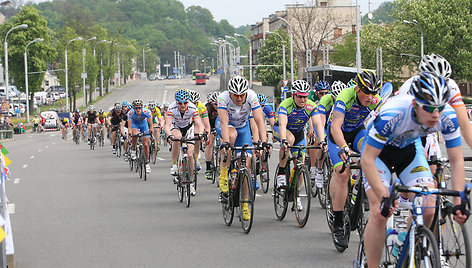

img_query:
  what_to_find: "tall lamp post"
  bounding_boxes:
[24,38,43,122]
[234,33,252,87]
[82,37,97,107]
[4,24,28,101]
[403,19,424,58]
[275,16,294,84]
[65,37,82,112]
[225,35,240,75]
[266,31,286,81]
[142,43,149,78]
[94,40,108,98]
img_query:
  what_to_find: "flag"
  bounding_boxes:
[2,154,11,167]
[0,227,5,243]
[0,143,8,155]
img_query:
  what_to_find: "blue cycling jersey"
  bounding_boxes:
[127,108,152,124]
[275,98,317,133]
[262,105,274,119]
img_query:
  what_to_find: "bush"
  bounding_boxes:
[463,96,472,104]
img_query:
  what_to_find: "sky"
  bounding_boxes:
[178,0,389,27]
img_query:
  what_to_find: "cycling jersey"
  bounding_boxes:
[205,102,218,129]
[109,109,124,126]
[98,113,107,124]
[262,105,275,119]
[398,76,464,108]
[366,95,461,149]
[197,101,208,118]
[317,94,335,125]
[329,86,382,132]
[149,107,162,118]
[86,111,97,124]
[308,90,320,103]
[217,90,260,129]
[274,97,317,133]
[127,108,152,124]
[32,118,40,124]
[167,102,199,129]
[72,113,82,124]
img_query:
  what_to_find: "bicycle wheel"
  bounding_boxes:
[116,138,122,158]
[404,226,441,268]
[355,236,367,268]
[240,168,254,234]
[211,146,219,184]
[325,170,335,232]
[193,153,198,191]
[437,210,471,267]
[142,149,147,181]
[260,155,270,193]
[294,165,311,228]
[152,140,158,164]
[183,158,191,207]
[129,155,134,171]
[318,156,331,209]
[273,165,288,221]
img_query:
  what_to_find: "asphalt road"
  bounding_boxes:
[4,77,472,267]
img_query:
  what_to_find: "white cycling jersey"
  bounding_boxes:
[366,95,461,149]
[398,76,464,108]
[217,90,260,129]
[166,102,199,129]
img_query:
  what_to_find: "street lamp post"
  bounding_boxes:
[234,33,252,87]
[275,16,294,84]
[225,35,240,74]
[142,43,149,79]
[81,37,97,107]
[65,37,82,112]
[4,24,28,101]
[266,31,286,81]
[403,19,424,58]
[94,40,108,98]
[24,38,43,122]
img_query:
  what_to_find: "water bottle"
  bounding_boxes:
[392,231,407,257]
[231,169,238,189]
[386,228,398,249]
[350,172,360,205]
[289,167,296,188]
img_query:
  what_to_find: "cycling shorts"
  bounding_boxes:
[327,125,366,169]
[171,123,195,144]
[131,120,150,135]
[273,125,306,156]
[362,138,434,191]
[215,117,252,156]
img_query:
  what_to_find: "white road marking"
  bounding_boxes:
[256,194,261,197]
[45,146,49,148]
[52,142,56,145]
[30,156,34,159]
[158,157,165,161]
[7,204,15,214]
[22,164,27,169]
[13,178,20,184]
[273,148,280,151]
[38,149,42,152]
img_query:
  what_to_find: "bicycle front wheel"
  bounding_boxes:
[318,156,332,209]
[294,165,311,228]
[404,226,441,268]
[438,212,471,267]
[240,169,254,234]
[273,165,288,221]
[260,156,270,193]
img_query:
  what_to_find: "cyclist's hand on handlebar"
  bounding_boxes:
[338,145,351,162]
[262,141,271,152]
[380,195,398,218]
[280,139,289,151]
[307,129,315,140]
[220,142,230,155]
[166,134,174,144]
[453,201,470,224]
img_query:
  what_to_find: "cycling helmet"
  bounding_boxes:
[114,103,122,111]
[347,79,356,88]
[228,75,249,95]
[127,104,132,109]
[122,100,128,107]
[175,88,190,102]
[89,105,95,111]
[75,109,80,113]
[207,93,212,102]
[99,109,104,114]
[189,90,201,103]
[331,81,346,98]
[257,93,267,105]
[354,70,382,94]
[156,102,161,108]
[314,80,330,91]
[132,99,143,107]
[291,80,311,96]
[419,54,452,79]
[163,102,169,108]
[411,72,449,107]
[148,100,156,109]
[209,92,219,103]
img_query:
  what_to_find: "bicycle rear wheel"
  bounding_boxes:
[318,156,331,209]
[405,226,441,268]
[437,210,471,267]
[152,140,158,164]
[260,155,270,193]
[273,165,288,221]
[240,169,254,234]
[211,147,219,184]
[294,166,311,228]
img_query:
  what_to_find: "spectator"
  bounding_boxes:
[16,122,25,134]
[5,116,12,130]
[15,106,21,118]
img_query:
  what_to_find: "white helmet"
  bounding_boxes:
[228,75,249,95]
[291,80,311,95]
[189,90,200,103]
[209,92,219,103]
[419,54,452,79]
[411,72,449,107]
[331,81,346,98]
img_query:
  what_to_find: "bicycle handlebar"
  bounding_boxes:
[280,145,321,160]
[339,153,361,174]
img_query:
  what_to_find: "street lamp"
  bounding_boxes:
[93,40,108,98]
[275,16,294,84]
[82,37,97,107]
[4,23,28,101]
[266,31,286,81]
[234,33,252,87]
[225,35,241,74]
[65,36,82,112]
[93,39,107,57]
[24,38,43,122]
[143,43,149,78]
[403,19,424,58]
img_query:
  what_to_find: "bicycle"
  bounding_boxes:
[254,141,271,193]
[220,144,263,234]
[429,156,472,267]
[355,181,471,268]
[97,126,104,147]
[172,136,201,208]
[149,136,158,165]
[130,133,148,180]
[209,129,220,184]
[114,128,122,158]
[317,149,331,209]
[89,124,95,150]
[72,125,80,145]
[273,145,319,228]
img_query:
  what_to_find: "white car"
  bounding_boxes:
[40,111,59,129]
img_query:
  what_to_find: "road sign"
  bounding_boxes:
[81,73,87,79]
[283,86,288,92]
[163,64,171,67]
[173,67,178,74]
[283,80,289,87]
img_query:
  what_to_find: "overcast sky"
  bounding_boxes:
[179,0,389,27]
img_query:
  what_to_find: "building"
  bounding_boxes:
[41,70,60,91]
[249,17,269,65]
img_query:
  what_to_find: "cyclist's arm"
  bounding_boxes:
[331,111,348,149]
[164,115,173,136]
[249,117,259,143]
[147,117,153,132]
[194,116,203,136]
[158,116,164,128]
[360,143,387,199]
[202,116,211,134]
[85,117,88,125]
[217,108,230,144]
[447,145,466,205]
[268,117,275,129]
[127,119,133,131]
[253,107,267,143]
[453,105,472,148]
[278,113,288,141]
[312,113,325,141]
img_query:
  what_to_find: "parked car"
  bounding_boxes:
[41,111,59,129]
[34,91,48,105]
[8,103,25,116]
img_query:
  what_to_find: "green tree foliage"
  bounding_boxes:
[362,2,395,25]
[257,30,296,89]
[0,6,57,101]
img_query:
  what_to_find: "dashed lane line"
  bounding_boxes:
[158,157,166,161]
[38,149,42,152]
[30,156,34,159]
[22,164,27,169]
[13,178,20,184]
[7,204,15,214]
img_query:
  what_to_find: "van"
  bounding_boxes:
[34,91,48,105]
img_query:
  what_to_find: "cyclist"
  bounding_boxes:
[256,92,275,183]
[147,100,164,149]
[312,81,346,188]
[360,72,469,267]
[108,103,126,154]
[217,76,270,221]
[189,90,211,171]
[273,80,324,211]
[85,105,99,145]
[204,92,220,180]
[61,117,69,139]
[128,99,153,173]
[327,70,382,250]
[121,103,131,158]
[71,109,84,138]
[98,109,107,141]
[165,89,204,196]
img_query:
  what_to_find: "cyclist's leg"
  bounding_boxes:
[139,123,150,163]
[204,132,214,172]
[170,126,183,163]
[215,118,237,192]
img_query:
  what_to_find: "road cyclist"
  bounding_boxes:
[71,109,84,140]
[108,103,126,155]
[189,90,211,172]
[127,99,153,174]
[60,117,69,140]
[85,105,99,145]
[204,91,220,181]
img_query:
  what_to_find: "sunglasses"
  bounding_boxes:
[318,91,329,96]
[416,102,446,113]
[134,106,142,110]
[294,94,308,99]
[177,102,188,105]
[359,86,376,96]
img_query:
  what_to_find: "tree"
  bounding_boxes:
[1,6,57,114]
